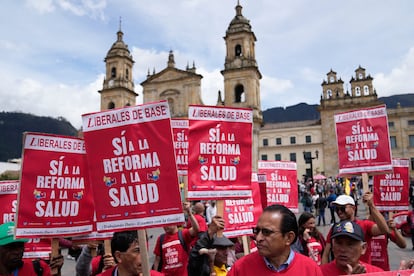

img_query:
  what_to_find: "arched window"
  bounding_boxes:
[235,44,242,57]
[126,69,129,80]
[327,90,332,99]
[363,85,369,95]
[355,87,361,96]
[235,84,245,103]
[111,67,116,78]
[108,101,115,109]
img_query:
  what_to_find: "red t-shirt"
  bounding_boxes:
[97,266,164,275]
[153,229,193,276]
[228,251,323,276]
[320,260,383,275]
[370,230,397,271]
[307,237,323,265]
[0,259,51,276]
[186,214,207,232]
[326,219,375,263]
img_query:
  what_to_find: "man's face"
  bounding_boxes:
[163,225,178,234]
[335,204,355,221]
[0,242,25,272]
[332,236,365,270]
[254,211,292,259]
[214,246,228,267]
[116,240,142,275]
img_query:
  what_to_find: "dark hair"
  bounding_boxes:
[298,212,323,241]
[263,204,298,243]
[111,230,138,260]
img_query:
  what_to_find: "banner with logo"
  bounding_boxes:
[373,158,410,211]
[223,173,262,237]
[0,180,19,224]
[258,161,298,213]
[16,133,94,238]
[335,105,392,175]
[171,119,189,174]
[82,101,184,232]
[187,105,253,200]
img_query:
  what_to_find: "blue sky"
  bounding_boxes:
[1,0,414,129]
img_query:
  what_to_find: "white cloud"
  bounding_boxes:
[374,47,414,96]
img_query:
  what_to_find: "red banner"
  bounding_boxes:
[223,173,262,237]
[373,158,410,211]
[187,105,253,200]
[82,101,184,232]
[354,270,414,275]
[23,238,52,259]
[335,105,392,175]
[0,180,19,224]
[171,119,189,174]
[16,133,94,238]
[258,161,299,213]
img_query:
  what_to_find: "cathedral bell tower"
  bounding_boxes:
[99,23,137,111]
[221,2,262,170]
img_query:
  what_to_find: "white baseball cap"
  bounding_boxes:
[333,195,355,206]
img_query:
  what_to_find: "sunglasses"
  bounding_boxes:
[252,227,281,237]
[335,205,348,213]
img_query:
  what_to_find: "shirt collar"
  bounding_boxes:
[263,248,295,272]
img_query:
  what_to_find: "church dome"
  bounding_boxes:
[226,4,253,35]
[105,30,133,60]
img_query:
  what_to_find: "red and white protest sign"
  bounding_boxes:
[24,238,52,259]
[354,270,414,276]
[373,158,410,211]
[223,173,262,237]
[0,180,19,224]
[258,161,299,213]
[171,119,188,174]
[0,181,52,259]
[335,105,392,175]
[82,101,184,232]
[16,133,94,238]
[187,105,253,200]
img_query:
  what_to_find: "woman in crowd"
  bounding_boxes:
[297,212,326,265]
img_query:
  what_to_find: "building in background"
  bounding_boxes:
[98,3,414,181]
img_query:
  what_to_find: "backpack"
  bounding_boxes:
[304,196,312,207]
[318,197,327,209]
[156,230,188,272]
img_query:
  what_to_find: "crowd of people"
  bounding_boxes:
[1,187,414,275]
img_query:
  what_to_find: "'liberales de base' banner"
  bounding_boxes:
[223,173,262,238]
[373,158,410,211]
[335,105,392,175]
[16,133,94,238]
[187,105,253,200]
[82,101,184,232]
[0,180,19,224]
[258,161,298,213]
[171,119,189,174]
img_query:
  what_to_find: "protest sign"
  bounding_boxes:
[16,133,94,238]
[187,105,253,200]
[258,161,299,213]
[82,101,184,232]
[171,119,188,174]
[335,105,392,175]
[0,180,19,224]
[373,158,410,211]
[23,238,52,259]
[223,173,262,237]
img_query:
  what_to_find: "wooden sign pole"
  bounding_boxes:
[50,238,59,275]
[138,229,150,276]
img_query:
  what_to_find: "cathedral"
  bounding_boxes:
[97,3,414,180]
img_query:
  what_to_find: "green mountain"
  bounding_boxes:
[0,112,78,161]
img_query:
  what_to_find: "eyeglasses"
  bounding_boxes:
[335,205,348,213]
[252,227,281,236]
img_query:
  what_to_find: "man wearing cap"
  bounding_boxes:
[320,220,383,275]
[321,192,389,265]
[188,216,233,276]
[0,222,51,276]
[227,204,323,276]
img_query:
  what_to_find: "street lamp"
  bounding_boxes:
[303,150,319,182]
